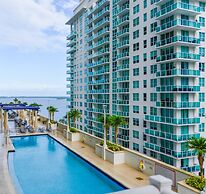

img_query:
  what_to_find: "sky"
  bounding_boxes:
[0,0,79,96]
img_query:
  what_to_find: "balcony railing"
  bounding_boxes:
[156,101,200,108]
[156,69,200,77]
[156,85,200,92]
[156,36,200,47]
[156,2,201,18]
[145,115,200,125]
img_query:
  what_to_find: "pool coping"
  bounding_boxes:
[8,133,128,193]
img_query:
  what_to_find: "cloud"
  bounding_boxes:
[0,0,77,52]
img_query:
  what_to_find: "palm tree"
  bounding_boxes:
[13,98,19,104]
[98,115,112,141]
[66,111,73,129]
[70,109,81,128]
[188,137,206,181]
[110,115,127,144]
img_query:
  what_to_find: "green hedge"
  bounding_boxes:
[185,176,206,191]
[100,140,122,152]
[69,127,78,133]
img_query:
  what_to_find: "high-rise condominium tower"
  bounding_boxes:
[66,0,206,172]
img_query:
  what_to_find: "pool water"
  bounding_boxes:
[9,135,125,194]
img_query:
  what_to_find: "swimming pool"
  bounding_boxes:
[9,135,126,194]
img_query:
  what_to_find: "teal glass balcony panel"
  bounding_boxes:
[181,165,200,172]
[92,37,110,48]
[113,76,129,82]
[116,64,129,71]
[87,59,110,68]
[117,52,129,59]
[66,31,76,40]
[156,69,200,77]
[88,50,110,59]
[117,4,129,16]
[117,39,129,48]
[66,77,74,81]
[112,111,129,117]
[86,99,109,104]
[93,6,110,21]
[93,17,110,30]
[156,52,200,63]
[144,128,200,142]
[117,134,129,141]
[92,27,110,40]
[66,69,74,74]
[144,115,200,125]
[66,63,74,67]
[66,47,76,54]
[156,85,200,92]
[156,19,200,33]
[87,0,109,16]
[113,100,129,105]
[156,101,200,108]
[87,89,110,93]
[67,39,77,47]
[88,79,109,85]
[117,28,129,37]
[86,108,109,114]
[113,88,129,93]
[117,15,129,27]
[87,68,109,76]
[156,36,200,48]
[156,2,201,19]
[144,142,197,158]
[86,117,102,123]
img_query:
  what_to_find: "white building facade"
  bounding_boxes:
[66,0,206,172]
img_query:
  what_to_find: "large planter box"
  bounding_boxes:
[67,131,81,142]
[178,180,200,194]
[51,123,57,130]
[95,144,125,165]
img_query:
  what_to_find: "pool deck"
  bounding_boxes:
[0,129,149,194]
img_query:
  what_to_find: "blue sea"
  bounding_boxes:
[0,97,68,121]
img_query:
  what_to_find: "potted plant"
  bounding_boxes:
[47,106,58,130]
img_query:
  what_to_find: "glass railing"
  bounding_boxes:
[117,28,129,37]
[181,165,200,172]
[87,68,110,76]
[113,76,129,82]
[113,88,129,93]
[156,2,201,18]
[94,17,110,29]
[117,39,129,48]
[117,15,129,26]
[117,52,129,59]
[114,100,129,104]
[144,142,197,158]
[156,85,200,92]
[117,134,129,141]
[156,68,200,77]
[145,115,200,125]
[93,6,110,21]
[87,89,110,93]
[145,128,200,141]
[87,0,109,16]
[93,27,110,40]
[117,4,129,15]
[156,35,200,47]
[156,19,200,32]
[86,99,109,103]
[86,108,109,113]
[67,31,76,40]
[93,37,110,48]
[88,79,109,85]
[112,111,129,117]
[156,52,200,62]
[116,64,129,70]
[156,101,200,108]
[87,59,110,68]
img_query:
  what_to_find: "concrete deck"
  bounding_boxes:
[0,121,149,193]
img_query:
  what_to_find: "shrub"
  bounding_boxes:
[100,140,122,152]
[50,120,57,124]
[70,127,78,133]
[185,176,206,191]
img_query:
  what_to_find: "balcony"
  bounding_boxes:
[144,142,197,158]
[156,85,200,93]
[87,68,110,76]
[117,52,129,60]
[87,89,110,94]
[113,88,129,93]
[92,27,110,41]
[181,165,200,173]
[93,17,110,31]
[117,28,129,37]
[88,79,109,85]
[116,64,129,71]
[66,77,74,81]
[87,59,110,68]
[93,6,110,22]
[113,76,129,82]
[156,36,200,48]
[117,134,129,141]
[87,0,109,16]
[156,69,200,77]
[92,37,110,49]
[86,99,109,104]
[144,129,200,142]
[156,52,200,63]
[117,4,129,16]
[112,111,129,117]
[156,2,201,20]
[116,15,129,27]
[114,100,129,105]
[156,19,200,34]
[145,115,200,125]
[156,101,200,109]
[86,107,109,114]
[88,49,110,59]
[66,31,76,40]
[67,39,76,47]
[66,47,76,54]
[117,39,129,49]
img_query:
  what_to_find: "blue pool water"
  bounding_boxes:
[9,135,125,194]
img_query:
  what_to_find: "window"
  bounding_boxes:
[133,4,140,14]
[150,93,157,101]
[133,143,139,151]
[143,40,147,48]
[199,47,205,57]
[199,32,205,41]
[133,93,139,101]
[150,79,157,87]
[150,36,157,46]
[143,93,147,101]
[143,13,147,22]
[151,7,157,18]
[199,2,205,11]
[133,68,139,76]
[133,17,139,27]
[133,130,139,139]
[143,80,147,88]
[143,53,147,61]
[143,27,147,35]
[143,66,147,75]
[133,106,139,113]
[133,81,139,88]
[199,77,205,87]
[133,55,139,63]
[150,50,157,60]
[133,118,139,126]
[143,0,147,8]
[151,0,156,5]
[199,108,205,117]
[133,30,139,39]
[151,64,157,74]
[143,106,147,114]
[199,123,205,132]
[199,17,205,27]
[133,43,139,51]
[199,93,205,102]
[199,62,205,72]
[151,22,157,32]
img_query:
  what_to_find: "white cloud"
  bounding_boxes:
[0,0,78,52]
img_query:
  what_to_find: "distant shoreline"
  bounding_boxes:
[0,96,67,99]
